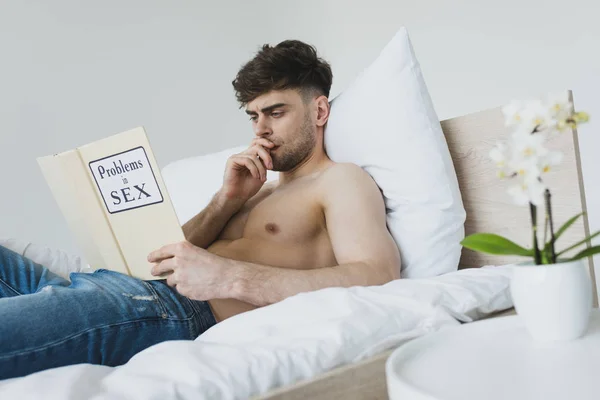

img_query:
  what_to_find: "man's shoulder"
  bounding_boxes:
[318,162,386,216]
[320,162,380,196]
[322,162,373,184]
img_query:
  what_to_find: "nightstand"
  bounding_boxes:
[386,308,600,400]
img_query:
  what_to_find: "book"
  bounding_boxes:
[37,127,185,280]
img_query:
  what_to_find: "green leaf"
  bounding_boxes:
[556,230,600,256]
[566,245,600,262]
[461,233,534,257]
[547,212,585,249]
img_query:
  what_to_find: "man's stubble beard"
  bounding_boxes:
[271,111,317,172]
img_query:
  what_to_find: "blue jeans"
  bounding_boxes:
[0,245,217,380]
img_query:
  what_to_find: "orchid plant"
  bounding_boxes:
[461,92,600,265]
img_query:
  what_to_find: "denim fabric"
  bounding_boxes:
[0,245,216,380]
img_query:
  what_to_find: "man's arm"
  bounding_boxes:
[183,138,275,248]
[182,191,244,249]
[229,163,401,306]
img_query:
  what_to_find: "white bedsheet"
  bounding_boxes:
[0,264,513,400]
[0,237,92,279]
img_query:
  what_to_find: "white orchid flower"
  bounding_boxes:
[519,100,554,133]
[526,176,547,207]
[494,92,588,209]
[489,141,507,164]
[511,129,548,159]
[489,142,514,179]
[555,110,589,133]
[489,141,508,166]
[507,175,546,206]
[502,100,525,128]
[545,91,573,121]
[508,154,541,181]
[538,150,563,174]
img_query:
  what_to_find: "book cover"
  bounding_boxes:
[37,127,185,280]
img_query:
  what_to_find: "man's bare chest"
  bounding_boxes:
[219,183,324,243]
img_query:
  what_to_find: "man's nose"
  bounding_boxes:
[254,118,272,138]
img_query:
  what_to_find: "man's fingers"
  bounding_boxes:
[254,146,273,170]
[228,155,257,179]
[240,154,267,181]
[246,155,267,181]
[147,243,178,262]
[232,155,263,180]
[242,155,265,180]
[166,272,177,288]
[252,138,275,149]
[242,144,272,172]
[151,258,175,277]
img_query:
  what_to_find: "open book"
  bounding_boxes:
[37,127,185,280]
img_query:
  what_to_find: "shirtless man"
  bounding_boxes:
[0,39,400,380]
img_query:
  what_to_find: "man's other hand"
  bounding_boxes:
[221,138,275,203]
[148,241,235,301]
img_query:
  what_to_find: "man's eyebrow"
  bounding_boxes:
[245,103,288,115]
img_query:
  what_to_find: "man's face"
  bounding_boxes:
[245,89,317,172]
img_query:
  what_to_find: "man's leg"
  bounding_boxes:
[0,245,217,380]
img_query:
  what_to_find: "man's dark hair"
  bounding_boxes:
[232,40,333,107]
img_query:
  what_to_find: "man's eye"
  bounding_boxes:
[271,112,284,118]
[249,116,258,122]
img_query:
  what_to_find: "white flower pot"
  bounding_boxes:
[510,258,593,342]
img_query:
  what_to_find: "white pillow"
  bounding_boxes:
[162,27,466,279]
[324,27,465,278]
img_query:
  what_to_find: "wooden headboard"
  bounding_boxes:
[441,91,597,300]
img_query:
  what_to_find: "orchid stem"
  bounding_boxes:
[530,203,542,265]
[543,206,549,264]
[545,189,557,263]
[543,207,549,249]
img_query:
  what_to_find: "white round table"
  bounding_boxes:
[386,309,600,400]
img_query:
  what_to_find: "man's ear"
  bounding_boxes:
[314,95,330,127]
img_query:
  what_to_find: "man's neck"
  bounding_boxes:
[278,148,333,185]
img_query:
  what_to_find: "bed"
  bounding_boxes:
[0,92,595,400]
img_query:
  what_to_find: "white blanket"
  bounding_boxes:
[0,264,513,400]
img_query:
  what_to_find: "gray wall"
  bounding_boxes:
[2,1,599,286]
[1,1,273,252]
